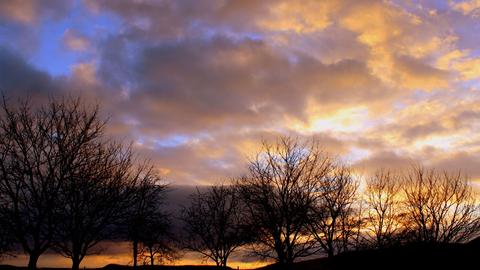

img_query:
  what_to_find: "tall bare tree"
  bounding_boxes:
[0,98,105,269]
[308,165,359,258]
[364,169,403,248]
[125,167,170,268]
[237,137,331,265]
[182,185,248,268]
[136,213,177,266]
[54,143,145,270]
[402,166,480,244]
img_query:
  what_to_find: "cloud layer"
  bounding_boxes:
[1,0,480,187]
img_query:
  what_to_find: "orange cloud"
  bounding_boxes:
[452,0,480,16]
[63,29,90,51]
[0,0,35,23]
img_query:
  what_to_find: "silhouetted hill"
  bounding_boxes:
[467,235,480,248]
[259,239,480,270]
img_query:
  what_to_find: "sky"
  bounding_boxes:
[2,0,480,186]
[1,0,480,267]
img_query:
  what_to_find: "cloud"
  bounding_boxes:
[0,0,36,24]
[0,47,58,97]
[0,46,107,116]
[3,0,480,187]
[95,34,394,142]
[394,55,449,90]
[453,57,480,80]
[452,0,480,16]
[84,0,210,40]
[0,0,72,24]
[401,121,447,141]
[353,150,416,175]
[63,29,90,51]
[431,151,480,179]
[253,0,339,33]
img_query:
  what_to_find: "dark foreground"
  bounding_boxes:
[2,239,480,270]
[262,238,480,270]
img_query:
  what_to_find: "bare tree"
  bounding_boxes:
[308,165,359,258]
[182,185,248,267]
[364,169,403,248]
[54,143,146,270]
[137,213,177,266]
[0,98,105,269]
[402,166,480,244]
[237,137,331,265]
[125,167,170,268]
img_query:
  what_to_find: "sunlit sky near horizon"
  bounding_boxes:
[2,0,480,267]
[3,0,480,186]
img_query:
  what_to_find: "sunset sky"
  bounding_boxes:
[2,0,480,185]
[2,0,480,268]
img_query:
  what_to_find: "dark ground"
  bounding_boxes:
[2,238,480,270]
[261,237,480,270]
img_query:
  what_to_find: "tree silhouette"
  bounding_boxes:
[402,166,480,244]
[182,185,248,267]
[0,98,105,270]
[54,143,145,270]
[136,213,177,266]
[125,167,170,268]
[308,165,359,257]
[364,169,403,248]
[237,137,331,265]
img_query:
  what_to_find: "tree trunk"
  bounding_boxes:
[283,255,294,270]
[221,258,228,268]
[132,239,138,268]
[149,247,154,266]
[327,249,334,258]
[27,252,40,270]
[71,255,81,270]
[276,247,286,265]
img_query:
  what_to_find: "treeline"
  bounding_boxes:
[0,98,171,270]
[182,138,480,267]
[0,98,479,270]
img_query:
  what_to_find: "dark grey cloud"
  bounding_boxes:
[0,47,59,97]
[85,0,218,41]
[98,35,391,139]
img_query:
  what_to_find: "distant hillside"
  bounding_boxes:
[258,238,480,270]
